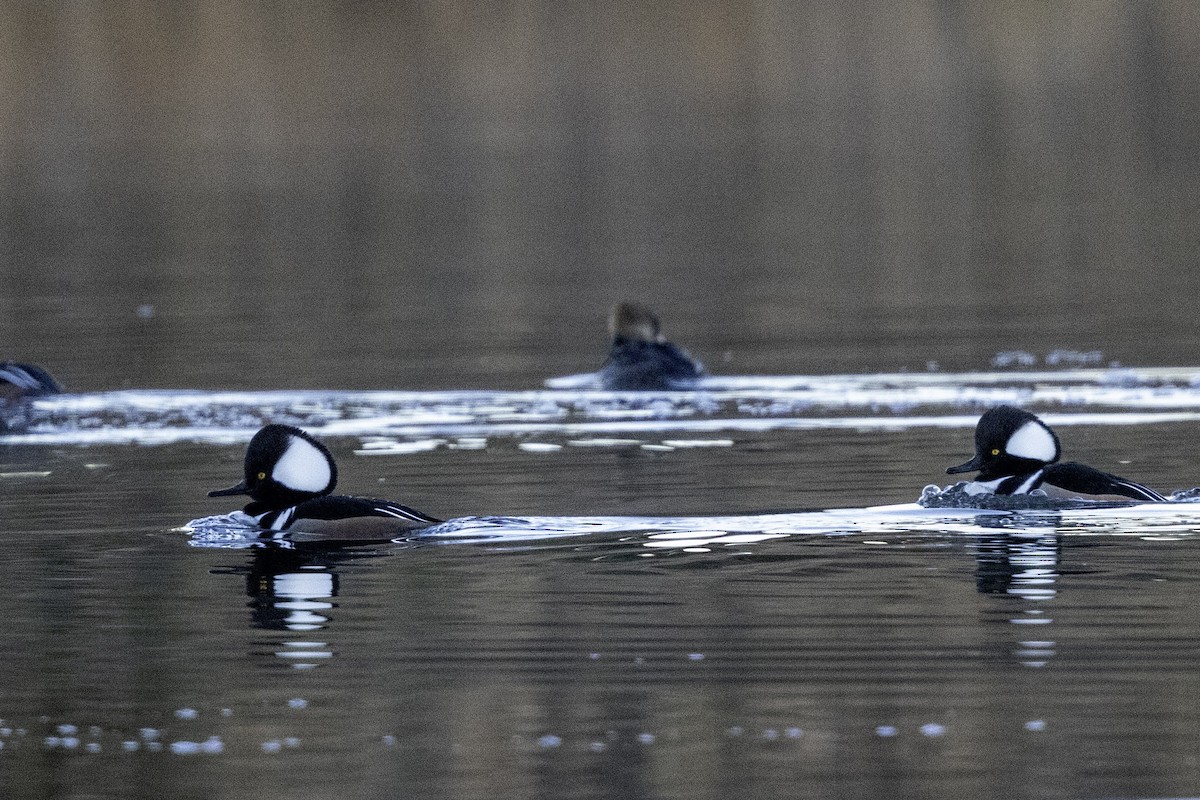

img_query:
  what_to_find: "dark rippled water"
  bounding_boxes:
[4,405,1200,799]
[5,3,1200,799]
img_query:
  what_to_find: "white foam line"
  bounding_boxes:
[417,502,1200,542]
[319,410,1200,438]
[7,410,1200,447]
[20,364,1200,410]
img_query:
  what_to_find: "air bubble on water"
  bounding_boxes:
[174,708,199,720]
[875,726,898,737]
[536,735,562,749]
[920,723,946,737]
[992,351,1036,368]
[287,698,308,709]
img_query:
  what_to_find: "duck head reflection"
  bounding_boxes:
[213,542,391,669]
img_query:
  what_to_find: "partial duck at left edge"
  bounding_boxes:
[1,361,62,402]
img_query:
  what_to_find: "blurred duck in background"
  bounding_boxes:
[598,302,705,391]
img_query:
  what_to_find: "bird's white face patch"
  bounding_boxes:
[272,435,333,493]
[1006,421,1058,463]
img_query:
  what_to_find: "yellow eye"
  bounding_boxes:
[257,471,267,480]
[991,449,1000,456]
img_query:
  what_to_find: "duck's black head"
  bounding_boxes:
[946,405,1061,480]
[209,424,338,510]
[608,302,663,344]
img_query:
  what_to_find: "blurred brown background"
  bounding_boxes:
[2,1,1197,389]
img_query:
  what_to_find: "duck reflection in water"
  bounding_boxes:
[212,542,392,669]
[969,515,1063,669]
[970,518,1062,600]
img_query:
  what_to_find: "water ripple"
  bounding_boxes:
[6,365,1200,445]
[183,500,1200,550]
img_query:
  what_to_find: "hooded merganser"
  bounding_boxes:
[946,405,1164,502]
[0,362,62,401]
[209,424,440,538]
[598,302,705,390]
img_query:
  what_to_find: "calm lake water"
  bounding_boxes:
[4,3,1200,799]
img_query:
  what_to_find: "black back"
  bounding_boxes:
[600,338,704,390]
[292,495,441,525]
[1043,462,1165,502]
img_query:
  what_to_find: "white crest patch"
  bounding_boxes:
[1006,421,1058,463]
[272,436,333,493]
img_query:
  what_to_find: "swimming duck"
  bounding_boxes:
[209,424,440,538]
[598,302,705,390]
[0,362,62,402]
[946,405,1164,501]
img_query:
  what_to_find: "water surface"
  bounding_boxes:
[4,3,1200,799]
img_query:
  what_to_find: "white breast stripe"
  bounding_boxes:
[964,477,1006,495]
[254,507,295,531]
[1011,470,1044,495]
